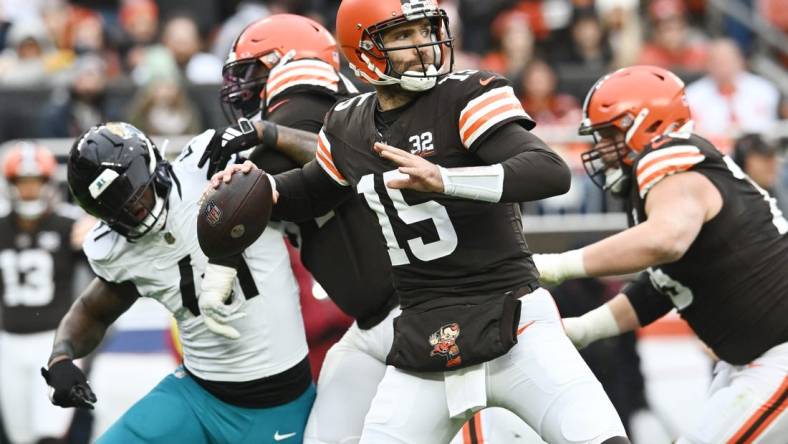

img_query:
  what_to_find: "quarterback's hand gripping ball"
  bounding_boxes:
[197,166,274,261]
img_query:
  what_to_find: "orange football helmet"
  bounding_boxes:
[579,65,692,190]
[220,14,340,122]
[336,0,453,91]
[2,141,57,218]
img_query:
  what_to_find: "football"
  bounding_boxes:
[197,168,273,260]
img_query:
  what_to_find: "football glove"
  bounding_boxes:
[41,360,97,409]
[198,118,260,179]
[199,262,245,339]
[532,249,587,286]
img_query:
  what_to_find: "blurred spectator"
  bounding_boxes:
[480,10,535,78]
[457,0,517,55]
[127,74,203,136]
[439,0,480,71]
[38,54,120,137]
[39,1,78,75]
[117,0,159,74]
[69,9,120,78]
[550,7,612,72]
[0,18,53,86]
[0,0,47,24]
[159,14,222,84]
[731,133,788,212]
[518,59,581,126]
[596,0,642,68]
[685,38,781,149]
[637,0,707,73]
[211,1,269,62]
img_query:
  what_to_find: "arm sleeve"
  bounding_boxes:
[621,272,674,326]
[473,122,571,202]
[250,93,335,174]
[271,160,351,223]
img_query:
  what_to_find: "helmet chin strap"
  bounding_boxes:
[355,53,440,91]
[13,199,48,219]
[400,65,438,91]
[130,194,168,238]
[605,167,631,196]
[9,184,54,220]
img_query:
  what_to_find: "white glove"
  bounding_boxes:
[199,263,245,339]
[563,305,620,349]
[532,249,587,286]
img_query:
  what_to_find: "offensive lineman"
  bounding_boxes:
[533,65,788,443]
[198,15,399,444]
[41,122,316,443]
[210,1,629,443]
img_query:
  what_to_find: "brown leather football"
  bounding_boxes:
[197,169,273,260]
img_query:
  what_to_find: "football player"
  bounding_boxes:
[533,65,788,443]
[41,122,316,443]
[0,141,90,444]
[209,1,629,443]
[198,15,399,444]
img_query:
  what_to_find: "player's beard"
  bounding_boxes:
[376,57,435,107]
[377,83,422,109]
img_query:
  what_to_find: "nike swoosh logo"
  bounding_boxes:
[274,431,297,441]
[479,76,496,86]
[517,320,535,336]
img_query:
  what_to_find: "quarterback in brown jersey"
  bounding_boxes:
[534,65,788,443]
[210,1,630,443]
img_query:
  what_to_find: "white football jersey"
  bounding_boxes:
[83,130,308,382]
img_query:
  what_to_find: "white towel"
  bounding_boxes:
[444,363,487,419]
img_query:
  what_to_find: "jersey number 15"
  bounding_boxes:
[358,170,458,266]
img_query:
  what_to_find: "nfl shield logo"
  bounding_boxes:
[204,202,222,226]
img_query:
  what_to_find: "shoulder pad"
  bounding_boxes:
[439,70,535,149]
[265,59,340,106]
[82,224,125,282]
[635,144,706,198]
[174,129,215,167]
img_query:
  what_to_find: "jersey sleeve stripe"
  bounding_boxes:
[265,61,339,103]
[637,155,706,197]
[637,152,706,180]
[461,104,526,149]
[459,86,528,149]
[636,145,703,174]
[315,130,348,186]
[458,89,511,129]
[267,69,339,93]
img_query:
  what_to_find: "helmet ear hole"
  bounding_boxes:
[645,120,663,133]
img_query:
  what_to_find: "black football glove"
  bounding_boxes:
[198,118,260,179]
[41,360,97,409]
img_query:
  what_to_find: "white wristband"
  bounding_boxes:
[266,173,277,196]
[533,249,587,285]
[438,164,504,202]
[563,304,620,349]
[200,263,237,300]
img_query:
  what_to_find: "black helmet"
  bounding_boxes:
[67,122,172,240]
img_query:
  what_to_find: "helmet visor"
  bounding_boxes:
[220,58,270,124]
